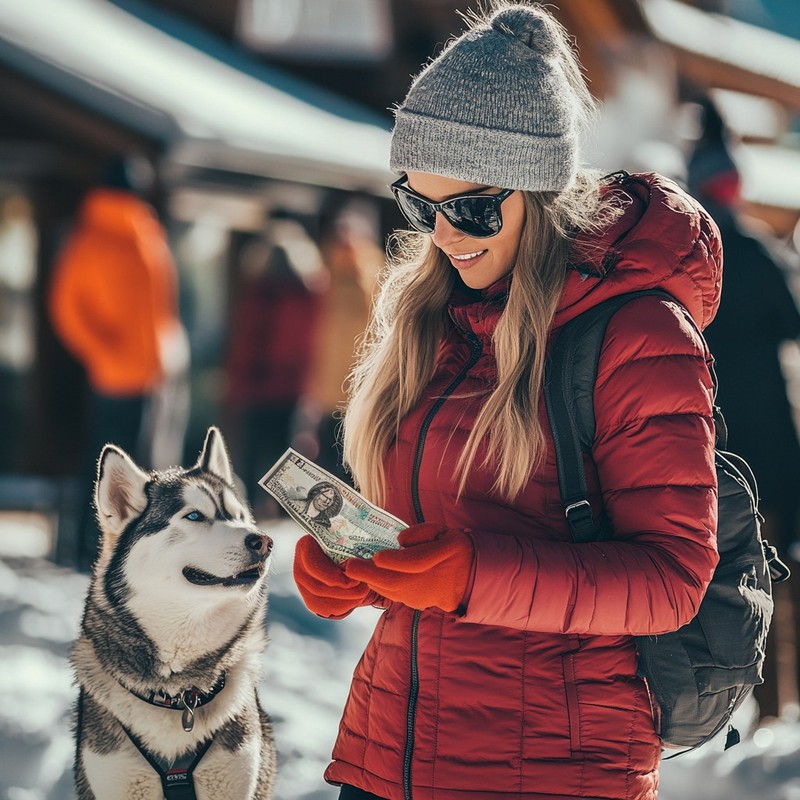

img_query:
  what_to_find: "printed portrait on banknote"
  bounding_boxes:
[260,449,406,562]
[301,481,344,528]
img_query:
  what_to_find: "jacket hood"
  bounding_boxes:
[78,188,158,237]
[554,172,722,330]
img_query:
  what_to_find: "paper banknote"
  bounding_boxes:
[259,448,406,562]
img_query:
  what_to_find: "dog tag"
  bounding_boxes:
[181,705,195,732]
[180,691,199,732]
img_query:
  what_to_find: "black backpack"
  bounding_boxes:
[544,288,790,754]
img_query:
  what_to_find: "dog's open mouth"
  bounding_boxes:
[183,563,265,587]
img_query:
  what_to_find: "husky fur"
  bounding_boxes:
[72,427,276,799]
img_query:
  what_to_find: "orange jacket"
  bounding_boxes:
[49,189,179,396]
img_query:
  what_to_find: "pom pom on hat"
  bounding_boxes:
[490,5,559,56]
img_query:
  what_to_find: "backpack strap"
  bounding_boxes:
[544,289,676,543]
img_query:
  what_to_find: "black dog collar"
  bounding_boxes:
[120,671,227,732]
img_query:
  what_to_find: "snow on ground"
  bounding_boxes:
[1,518,800,799]
[0,519,377,800]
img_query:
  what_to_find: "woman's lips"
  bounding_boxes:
[448,249,487,269]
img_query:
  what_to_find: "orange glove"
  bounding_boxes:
[343,523,475,612]
[293,535,382,619]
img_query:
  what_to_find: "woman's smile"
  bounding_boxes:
[447,249,488,269]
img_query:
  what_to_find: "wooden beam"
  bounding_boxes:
[670,47,800,112]
[742,203,800,238]
[557,0,627,45]
[0,67,155,157]
[552,0,654,100]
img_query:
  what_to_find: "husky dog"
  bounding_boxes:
[72,428,276,799]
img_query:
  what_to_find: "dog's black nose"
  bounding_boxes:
[245,533,272,553]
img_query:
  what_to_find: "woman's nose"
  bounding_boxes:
[431,212,465,249]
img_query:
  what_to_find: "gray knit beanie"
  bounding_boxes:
[390,3,584,192]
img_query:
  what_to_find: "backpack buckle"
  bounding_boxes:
[564,500,598,543]
[565,500,592,520]
[763,541,791,583]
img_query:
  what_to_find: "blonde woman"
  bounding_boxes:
[293,3,721,798]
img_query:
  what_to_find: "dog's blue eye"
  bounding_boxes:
[185,510,205,522]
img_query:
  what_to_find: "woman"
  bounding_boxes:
[293,3,721,799]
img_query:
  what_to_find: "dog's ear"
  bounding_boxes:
[197,427,234,485]
[95,446,149,536]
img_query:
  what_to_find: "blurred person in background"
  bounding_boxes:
[0,195,37,471]
[688,98,800,721]
[48,154,188,571]
[305,201,382,483]
[224,212,326,516]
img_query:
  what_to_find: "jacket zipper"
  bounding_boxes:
[403,321,482,800]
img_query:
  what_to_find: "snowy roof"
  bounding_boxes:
[0,0,393,192]
[738,144,800,210]
[710,89,787,142]
[641,0,800,96]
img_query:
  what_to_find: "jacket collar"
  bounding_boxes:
[447,273,510,347]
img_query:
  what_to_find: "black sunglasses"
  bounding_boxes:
[390,176,515,239]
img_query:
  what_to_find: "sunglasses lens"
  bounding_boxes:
[393,189,436,233]
[446,195,502,238]
[392,181,507,238]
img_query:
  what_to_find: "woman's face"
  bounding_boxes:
[405,171,525,290]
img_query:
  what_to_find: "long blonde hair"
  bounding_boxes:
[343,2,618,504]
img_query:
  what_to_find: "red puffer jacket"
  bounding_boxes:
[325,173,722,800]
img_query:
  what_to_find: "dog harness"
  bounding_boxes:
[117,672,227,796]
[76,686,218,800]
[122,723,212,800]
[80,672,227,798]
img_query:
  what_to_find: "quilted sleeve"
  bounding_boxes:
[460,296,719,635]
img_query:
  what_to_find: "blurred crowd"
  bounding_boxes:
[44,154,384,568]
[222,200,383,517]
[686,99,800,724]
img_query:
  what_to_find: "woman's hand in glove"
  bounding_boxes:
[293,535,382,619]
[343,523,475,613]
